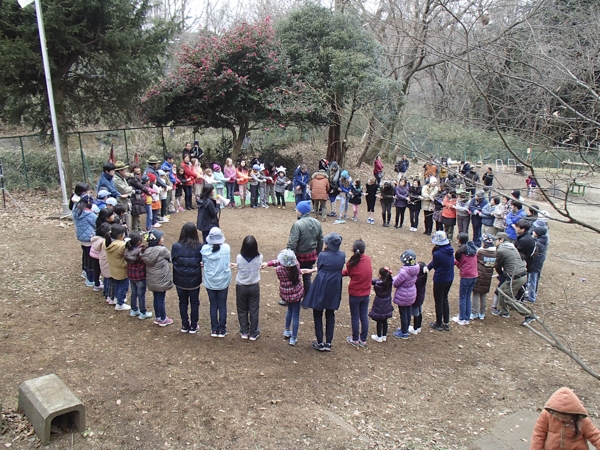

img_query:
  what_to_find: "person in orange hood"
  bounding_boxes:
[531,387,600,449]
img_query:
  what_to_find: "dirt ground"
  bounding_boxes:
[1,168,600,450]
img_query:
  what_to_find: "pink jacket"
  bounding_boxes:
[455,253,478,279]
[224,165,236,183]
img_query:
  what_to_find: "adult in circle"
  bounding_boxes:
[285,200,323,306]
[425,231,454,332]
[303,232,345,352]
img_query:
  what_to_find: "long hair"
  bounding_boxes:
[240,235,260,260]
[178,222,201,248]
[126,231,143,249]
[201,183,214,199]
[104,223,125,248]
[95,207,114,229]
[347,239,365,268]
[378,267,392,291]
[286,264,300,285]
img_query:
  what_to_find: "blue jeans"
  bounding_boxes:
[103,277,112,298]
[348,295,370,342]
[130,280,147,313]
[459,277,476,320]
[527,271,540,302]
[153,291,167,320]
[113,278,130,305]
[177,287,200,329]
[285,301,301,339]
[207,288,228,334]
[226,182,235,204]
[145,204,152,230]
[338,194,348,217]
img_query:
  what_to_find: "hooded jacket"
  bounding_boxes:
[72,208,97,243]
[196,197,219,232]
[309,172,330,201]
[105,239,127,281]
[531,387,600,450]
[495,242,527,279]
[427,244,455,283]
[529,231,548,273]
[91,235,111,278]
[473,247,496,295]
[141,246,173,292]
[392,264,421,306]
[201,243,232,290]
[454,242,478,279]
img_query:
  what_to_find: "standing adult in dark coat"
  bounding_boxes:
[196,183,219,244]
[303,232,345,352]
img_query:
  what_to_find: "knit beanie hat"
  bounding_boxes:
[296,201,312,216]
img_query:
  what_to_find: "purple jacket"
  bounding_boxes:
[392,264,421,306]
[394,185,409,208]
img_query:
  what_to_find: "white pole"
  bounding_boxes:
[34,0,70,215]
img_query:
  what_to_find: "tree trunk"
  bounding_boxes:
[230,119,249,163]
[53,84,73,193]
[326,105,343,166]
[357,115,376,166]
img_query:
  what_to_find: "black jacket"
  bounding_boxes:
[171,242,202,289]
[528,233,548,273]
[196,197,219,232]
[515,231,536,268]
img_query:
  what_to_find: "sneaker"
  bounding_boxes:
[249,334,260,341]
[393,330,410,339]
[138,311,153,320]
[358,340,367,347]
[81,270,87,279]
[130,310,140,317]
[408,326,420,335]
[441,323,450,331]
[240,333,249,339]
[217,331,228,338]
[429,322,443,331]
[278,205,281,209]
[492,310,510,318]
[115,303,131,311]
[346,336,360,347]
[334,219,345,224]
[93,284,104,292]
[282,206,286,210]
[178,207,185,212]
[311,341,324,351]
[289,337,297,346]
[371,334,383,343]
[211,331,218,338]
[321,343,332,352]
[352,217,358,222]
[457,319,470,326]
[327,212,337,217]
[278,300,287,306]
[153,318,161,325]
[470,313,478,321]
[381,335,387,342]
[262,204,269,208]
[181,323,190,333]
[85,280,95,287]
[479,313,486,320]
[283,329,292,338]
[106,296,112,303]
[522,315,535,326]
[189,325,199,334]
[158,317,174,327]
[451,316,461,323]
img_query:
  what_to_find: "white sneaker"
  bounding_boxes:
[115,303,131,311]
[370,334,383,343]
[451,316,461,323]
[381,335,387,341]
[408,326,419,335]
[457,320,470,326]
[153,223,161,228]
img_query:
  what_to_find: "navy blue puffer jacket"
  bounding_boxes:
[171,242,202,289]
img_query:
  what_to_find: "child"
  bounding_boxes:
[452,232,478,325]
[236,160,250,208]
[124,232,152,319]
[274,166,290,209]
[70,182,89,212]
[303,232,345,352]
[172,222,203,333]
[334,170,351,223]
[342,239,373,347]
[262,249,304,345]
[212,164,226,199]
[196,183,220,244]
[142,175,154,231]
[392,250,420,339]
[531,387,600,449]
[409,262,428,334]
[201,227,232,337]
[223,158,237,206]
[365,177,377,224]
[234,235,263,340]
[348,179,363,222]
[104,224,130,311]
[265,162,277,206]
[248,164,261,208]
[148,174,162,228]
[140,230,174,326]
[112,204,128,231]
[92,223,113,303]
[95,190,110,210]
[471,234,496,320]
[175,167,186,212]
[88,224,105,293]
[203,167,215,185]
[157,170,171,222]
[369,267,394,342]
[258,166,272,208]
[379,180,395,227]
[72,194,97,286]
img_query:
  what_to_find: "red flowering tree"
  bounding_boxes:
[143,19,322,161]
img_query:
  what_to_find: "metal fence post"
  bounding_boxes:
[19,136,30,188]
[123,129,129,163]
[78,133,87,184]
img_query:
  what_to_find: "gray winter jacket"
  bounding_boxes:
[141,246,174,292]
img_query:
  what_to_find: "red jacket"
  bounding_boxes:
[342,254,373,296]
[180,162,197,186]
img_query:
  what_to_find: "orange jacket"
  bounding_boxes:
[442,196,457,219]
[531,387,600,450]
[309,173,330,201]
[236,168,250,185]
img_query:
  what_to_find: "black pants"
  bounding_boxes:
[276,192,286,206]
[183,185,193,209]
[250,184,259,207]
[299,260,315,303]
[313,309,335,344]
[423,210,434,234]
[376,319,388,337]
[381,201,392,224]
[160,199,167,217]
[433,281,453,325]
[394,206,406,227]
[409,207,420,228]
[413,314,423,330]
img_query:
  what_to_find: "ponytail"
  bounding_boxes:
[126,231,143,249]
[379,267,392,291]
[347,239,366,268]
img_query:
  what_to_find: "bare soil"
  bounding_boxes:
[1,168,600,450]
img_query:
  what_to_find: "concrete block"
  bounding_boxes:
[18,374,85,445]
